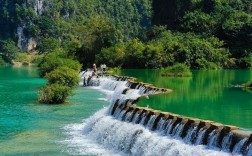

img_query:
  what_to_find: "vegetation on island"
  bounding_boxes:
[161,64,192,77]
[38,51,81,104]
[244,80,252,89]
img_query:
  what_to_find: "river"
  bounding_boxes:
[0,67,251,155]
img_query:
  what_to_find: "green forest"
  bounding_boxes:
[0,0,251,69]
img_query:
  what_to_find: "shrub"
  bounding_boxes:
[161,63,192,77]
[39,51,81,77]
[13,53,30,63]
[0,56,7,66]
[244,80,252,88]
[31,54,44,65]
[45,66,80,87]
[107,67,122,75]
[38,83,72,104]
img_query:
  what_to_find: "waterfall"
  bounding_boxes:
[184,126,197,144]
[124,111,132,122]
[165,121,174,135]
[156,118,165,131]
[146,115,156,130]
[207,130,219,149]
[174,124,185,138]
[118,110,126,120]
[113,107,122,119]
[246,144,252,156]
[140,113,147,125]
[63,108,231,156]
[68,73,251,156]
[232,138,248,154]
[132,112,140,123]
[221,132,233,152]
[195,128,207,145]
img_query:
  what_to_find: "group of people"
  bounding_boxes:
[83,63,107,86]
[92,64,106,74]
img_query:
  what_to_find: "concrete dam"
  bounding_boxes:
[78,71,252,156]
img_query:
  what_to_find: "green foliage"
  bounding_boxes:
[99,30,229,69]
[0,56,7,66]
[181,11,217,34]
[154,31,229,69]
[38,51,81,104]
[123,39,146,68]
[161,63,192,77]
[38,83,72,104]
[38,38,61,54]
[0,0,251,69]
[107,67,122,75]
[45,67,80,87]
[13,53,30,63]
[31,54,44,65]
[0,39,21,63]
[96,44,125,67]
[75,17,116,68]
[244,80,252,88]
[39,51,81,77]
[153,0,252,68]
[23,24,40,37]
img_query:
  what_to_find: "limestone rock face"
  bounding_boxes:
[34,0,44,15]
[17,26,37,51]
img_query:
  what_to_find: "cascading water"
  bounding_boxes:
[195,128,207,145]
[62,74,250,156]
[246,144,252,156]
[221,132,233,152]
[232,138,248,154]
[63,108,231,156]
[207,130,219,149]
[184,126,197,144]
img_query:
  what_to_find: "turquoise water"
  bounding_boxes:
[1,67,251,155]
[0,67,109,155]
[120,69,252,130]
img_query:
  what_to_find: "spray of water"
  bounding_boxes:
[61,74,240,155]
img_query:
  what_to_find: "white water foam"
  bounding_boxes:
[62,107,232,156]
[246,144,252,156]
[62,74,241,156]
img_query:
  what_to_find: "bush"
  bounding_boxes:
[45,66,80,87]
[244,80,252,88]
[38,83,72,104]
[38,37,61,53]
[107,67,122,75]
[13,53,30,63]
[161,63,192,77]
[31,54,44,65]
[38,51,82,104]
[0,56,7,66]
[39,51,81,77]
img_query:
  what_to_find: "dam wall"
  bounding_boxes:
[81,72,252,155]
[108,75,252,155]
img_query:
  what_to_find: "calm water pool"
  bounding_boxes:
[0,67,109,155]
[120,69,252,130]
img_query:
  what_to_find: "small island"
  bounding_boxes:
[244,80,252,90]
[161,63,192,77]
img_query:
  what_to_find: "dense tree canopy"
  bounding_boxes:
[97,30,230,69]
[0,0,251,68]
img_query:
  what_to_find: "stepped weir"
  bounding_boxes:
[80,72,252,156]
